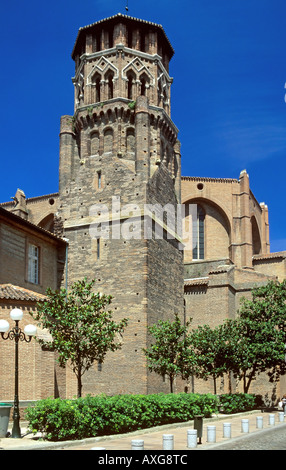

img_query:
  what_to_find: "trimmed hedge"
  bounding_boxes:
[25,393,256,441]
[219,393,257,414]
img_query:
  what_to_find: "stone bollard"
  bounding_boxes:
[131,439,144,450]
[241,419,249,433]
[256,416,263,429]
[187,429,197,448]
[207,425,216,443]
[223,422,231,439]
[268,414,275,426]
[279,412,285,423]
[162,434,174,450]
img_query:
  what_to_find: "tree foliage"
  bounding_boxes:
[231,280,286,392]
[143,313,196,392]
[190,280,286,393]
[189,323,234,394]
[144,281,286,394]
[33,278,128,397]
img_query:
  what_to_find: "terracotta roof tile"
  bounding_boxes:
[253,252,286,261]
[0,284,46,302]
[184,278,209,286]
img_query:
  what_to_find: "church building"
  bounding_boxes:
[0,14,285,402]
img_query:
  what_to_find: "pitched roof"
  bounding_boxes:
[0,206,67,245]
[253,251,286,261]
[0,284,46,302]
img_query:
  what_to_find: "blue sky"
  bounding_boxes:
[0,0,285,251]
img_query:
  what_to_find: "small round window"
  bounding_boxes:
[197,183,204,190]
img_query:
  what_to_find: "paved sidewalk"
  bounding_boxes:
[0,410,285,450]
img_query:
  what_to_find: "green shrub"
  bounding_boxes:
[25,392,255,442]
[219,393,256,414]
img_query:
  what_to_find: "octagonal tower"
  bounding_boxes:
[58,14,184,396]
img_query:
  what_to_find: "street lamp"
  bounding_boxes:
[0,308,37,438]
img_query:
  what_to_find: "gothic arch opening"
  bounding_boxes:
[140,73,148,96]
[127,71,136,100]
[90,131,100,155]
[38,213,55,233]
[92,72,101,103]
[103,127,113,153]
[126,127,135,158]
[183,198,231,263]
[192,204,205,260]
[105,70,114,99]
[251,216,262,255]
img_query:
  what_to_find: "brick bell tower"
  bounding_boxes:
[58,14,184,395]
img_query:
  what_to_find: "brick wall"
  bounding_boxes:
[0,211,66,294]
[0,301,55,401]
[181,171,270,268]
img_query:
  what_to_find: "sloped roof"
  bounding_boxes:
[0,284,46,302]
[0,206,66,245]
[253,252,286,261]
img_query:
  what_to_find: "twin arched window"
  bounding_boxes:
[127,71,149,100]
[89,128,113,156]
[92,71,114,102]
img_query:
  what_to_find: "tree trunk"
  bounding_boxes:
[228,372,232,393]
[77,362,82,398]
[77,375,82,398]
[170,375,174,393]
[245,370,255,393]
[213,374,217,395]
[243,366,257,394]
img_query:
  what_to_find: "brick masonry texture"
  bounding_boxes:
[57,16,184,396]
[0,14,285,402]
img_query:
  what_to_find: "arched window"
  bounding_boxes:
[140,73,149,96]
[105,71,114,99]
[103,128,113,153]
[126,128,135,156]
[141,77,146,96]
[92,73,101,103]
[90,131,100,155]
[38,214,55,233]
[127,72,135,100]
[251,216,262,255]
[192,205,205,260]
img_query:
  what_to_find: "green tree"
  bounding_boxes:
[190,324,233,394]
[33,278,128,397]
[143,313,196,393]
[231,280,286,393]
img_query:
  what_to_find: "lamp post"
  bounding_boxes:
[0,308,37,438]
